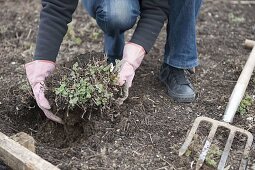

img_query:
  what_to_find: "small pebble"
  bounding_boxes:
[247,117,253,121]
[186,107,192,112]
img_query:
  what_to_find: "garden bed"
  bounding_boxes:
[0,0,254,169]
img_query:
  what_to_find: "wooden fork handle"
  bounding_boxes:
[244,39,255,49]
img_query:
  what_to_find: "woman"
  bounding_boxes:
[26,0,202,123]
[25,0,141,123]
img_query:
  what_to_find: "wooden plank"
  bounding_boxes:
[0,132,60,170]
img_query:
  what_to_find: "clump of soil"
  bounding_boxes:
[47,52,121,124]
[15,52,124,149]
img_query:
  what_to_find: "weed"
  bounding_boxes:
[205,144,222,168]
[19,80,31,92]
[0,26,7,34]
[65,23,82,45]
[238,94,253,115]
[228,13,245,24]
[184,134,222,168]
[90,30,102,40]
[55,59,119,115]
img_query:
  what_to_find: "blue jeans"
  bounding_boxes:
[82,0,140,62]
[164,0,203,69]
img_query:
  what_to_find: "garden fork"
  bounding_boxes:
[179,39,255,170]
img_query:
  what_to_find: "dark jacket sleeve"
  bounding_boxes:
[34,0,78,61]
[130,0,169,53]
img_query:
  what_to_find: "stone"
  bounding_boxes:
[10,132,35,153]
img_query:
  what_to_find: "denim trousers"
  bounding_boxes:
[82,0,140,63]
[165,0,203,69]
[82,0,202,69]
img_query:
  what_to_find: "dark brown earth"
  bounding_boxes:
[0,0,255,169]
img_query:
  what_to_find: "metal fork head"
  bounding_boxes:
[179,116,254,170]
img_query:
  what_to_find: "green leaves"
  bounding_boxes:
[65,23,83,45]
[55,61,118,110]
[238,94,253,116]
[55,83,68,97]
[205,144,222,168]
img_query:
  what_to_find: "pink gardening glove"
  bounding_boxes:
[118,42,145,88]
[25,61,63,124]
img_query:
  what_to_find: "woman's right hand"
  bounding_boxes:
[118,42,145,88]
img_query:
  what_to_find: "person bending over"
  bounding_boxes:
[25,0,203,123]
[25,0,140,123]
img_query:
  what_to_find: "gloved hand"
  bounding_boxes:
[118,42,145,88]
[25,60,63,124]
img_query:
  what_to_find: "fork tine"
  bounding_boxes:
[196,124,218,170]
[239,131,254,170]
[218,130,235,170]
[179,117,203,156]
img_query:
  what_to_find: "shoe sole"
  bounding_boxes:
[159,76,195,103]
[167,88,195,103]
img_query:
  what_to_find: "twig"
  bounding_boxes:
[155,166,170,170]
[211,79,237,83]
[157,155,176,170]
[147,97,155,103]
[231,1,255,4]
[88,167,112,170]
[28,128,38,133]
[148,133,154,144]
[84,154,101,160]
[26,29,32,39]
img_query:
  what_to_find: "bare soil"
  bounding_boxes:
[0,0,255,169]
